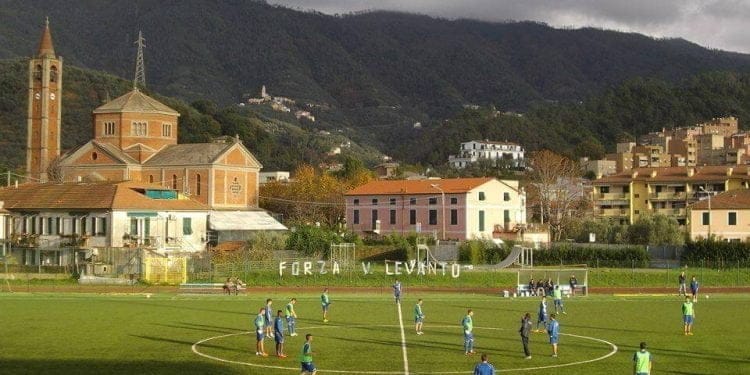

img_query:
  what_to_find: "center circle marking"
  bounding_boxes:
[192,324,618,374]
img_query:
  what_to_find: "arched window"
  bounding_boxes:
[172,175,178,190]
[196,174,201,196]
[148,175,154,183]
[50,65,58,83]
[34,65,42,81]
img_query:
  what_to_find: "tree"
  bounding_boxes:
[526,150,588,241]
[627,214,685,246]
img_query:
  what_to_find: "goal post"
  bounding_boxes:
[516,266,589,296]
[330,243,356,269]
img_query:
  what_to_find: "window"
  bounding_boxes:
[600,186,610,194]
[450,197,458,205]
[504,210,511,223]
[353,199,359,206]
[182,217,192,235]
[172,175,178,190]
[96,217,107,236]
[148,175,154,183]
[162,123,172,137]
[55,218,62,235]
[702,212,710,226]
[623,186,630,193]
[478,192,486,201]
[131,121,148,136]
[429,197,437,205]
[144,217,151,237]
[390,210,396,225]
[50,66,58,82]
[372,199,378,206]
[450,209,458,225]
[353,210,360,224]
[410,198,417,205]
[429,210,437,225]
[196,174,202,196]
[103,121,116,136]
[478,210,485,231]
[503,192,510,201]
[46,217,54,235]
[371,210,378,229]
[409,210,417,225]
[728,212,737,226]
[130,218,138,235]
[80,218,87,235]
[389,198,396,205]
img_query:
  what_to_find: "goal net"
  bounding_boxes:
[143,256,187,284]
[517,266,589,296]
[330,243,356,268]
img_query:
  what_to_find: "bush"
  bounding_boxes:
[459,239,506,265]
[533,244,649,267]
[682,239,750,265]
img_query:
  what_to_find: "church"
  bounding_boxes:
[11,20,285,257]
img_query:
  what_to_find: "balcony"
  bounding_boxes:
[649,192,687,200]
[593,208,629,217]
[653,208,687,216]
[593,192,629,200]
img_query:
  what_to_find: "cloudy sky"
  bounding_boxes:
[272,0,750,54]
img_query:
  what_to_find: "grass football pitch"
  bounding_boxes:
[1,291,749,374]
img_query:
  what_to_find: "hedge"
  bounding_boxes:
[682,239,750,264]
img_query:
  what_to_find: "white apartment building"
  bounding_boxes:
[449,140,525,169]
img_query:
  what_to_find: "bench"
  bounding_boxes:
[179,283,246,294]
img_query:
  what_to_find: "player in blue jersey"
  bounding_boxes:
[393,279,402,303]
[285,298,298,336]
[274,310,287,358]
[462,309,475,355]
[690,276,699,302]
[414,299,425,335]
[547,313,560,358]
[473,353,495,375]
[254,307,268,357]
[265,298,274,338]
[300,334,317,375]
[535,296,548,332]
[321,288,331,322]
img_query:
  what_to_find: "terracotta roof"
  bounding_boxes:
[144,143,232,166]
[212,241,247,252]
[594,166,750,185]
[691,189,750,210]
[0,181,206,211]
[345,178,496,196]
[37,20,55,58]
[93,89,180,116]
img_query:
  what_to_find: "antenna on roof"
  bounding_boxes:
[133,30,146,90]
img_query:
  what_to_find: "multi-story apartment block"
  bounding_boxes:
[592,166,750,225]
[345,178,526,240]
[448,140,525,169]
[580,158,617,177]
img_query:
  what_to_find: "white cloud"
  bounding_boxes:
[271,0,750,53]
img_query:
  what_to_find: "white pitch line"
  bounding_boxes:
[396,301,410,375]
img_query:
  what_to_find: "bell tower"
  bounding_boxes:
[26,17,63,183]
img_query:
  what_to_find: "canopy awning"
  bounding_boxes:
[208,210,287,231]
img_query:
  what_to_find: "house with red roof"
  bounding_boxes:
[344,178,526,240]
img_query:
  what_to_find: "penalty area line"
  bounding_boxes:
[396,301,410,375]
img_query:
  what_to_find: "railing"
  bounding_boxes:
[593,193,629,200]
[593,208,629,216]
[649,192,687,200]
[653,208,687,216]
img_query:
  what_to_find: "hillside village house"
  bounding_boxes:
[689,189,750,242]
[0,181,208,268]
[20,21,283,250]
[345,178,526,240]
[448,140,525,169]
[592,166,750,225]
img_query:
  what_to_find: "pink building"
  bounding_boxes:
[345,178,526,240]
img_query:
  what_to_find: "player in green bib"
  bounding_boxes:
[285,298,298,336]
[633,342,652,375]
[682,296,695,335]
[321,288,331,322]
[300,334,317,375]
[414,299,425,335]
[552,285,566,314]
